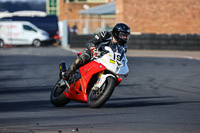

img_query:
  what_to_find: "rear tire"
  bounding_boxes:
[32,39,41,47]
[0,39,4,48]
[50,79,70,107]
[88,76,116,108]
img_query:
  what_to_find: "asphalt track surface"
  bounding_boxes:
[0,47,200,133]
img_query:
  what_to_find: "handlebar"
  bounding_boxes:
[96,43,109,56]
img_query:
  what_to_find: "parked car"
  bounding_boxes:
[1,15,60,46]
[0,21,50,47]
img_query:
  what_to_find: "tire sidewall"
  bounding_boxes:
[50,79,70,107]
[88,76,116,108]
[0,39,4,48]
[32,39,41,47]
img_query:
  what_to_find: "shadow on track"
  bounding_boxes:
[0,100,51,112]
[0,86,51,95]
[1,95,200,112]
[104,96,200,108]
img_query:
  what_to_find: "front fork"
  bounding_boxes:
[59,61,70,88]
[92,71,118,91]
[59,61,67,78]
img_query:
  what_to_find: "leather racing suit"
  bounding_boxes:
[64,31,127,80]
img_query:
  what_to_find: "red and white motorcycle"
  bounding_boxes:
[50,44,129,108]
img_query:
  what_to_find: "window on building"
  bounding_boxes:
[50,10,57,15]
[47,0,58,15]
[49,0,57,7]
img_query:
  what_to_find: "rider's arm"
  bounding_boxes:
[86,31,111,49]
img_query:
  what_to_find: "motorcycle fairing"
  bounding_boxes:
[64,61,106,102]
[79,61,106,92]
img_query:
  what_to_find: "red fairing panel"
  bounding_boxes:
[64,61,106,102]
[79,61,106,93]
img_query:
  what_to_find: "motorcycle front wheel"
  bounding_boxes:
[88,76,116,108]
[50,79,70,107]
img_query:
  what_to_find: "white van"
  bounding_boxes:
[0,21,50,47]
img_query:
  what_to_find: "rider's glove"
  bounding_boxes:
[90,47,97,57]
[124,74,128,78]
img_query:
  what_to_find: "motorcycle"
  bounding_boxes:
[50,44,129,108]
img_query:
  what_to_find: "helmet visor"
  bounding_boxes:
[119,32,130,41]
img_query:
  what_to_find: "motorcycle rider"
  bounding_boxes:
[64,23,130,81]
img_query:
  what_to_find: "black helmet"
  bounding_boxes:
[112,23,130,45]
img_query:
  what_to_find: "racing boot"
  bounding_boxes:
[63,57,83,81]
[64,49,91,82]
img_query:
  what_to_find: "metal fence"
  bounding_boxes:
[69,34,200,50]
[67,19,116,35]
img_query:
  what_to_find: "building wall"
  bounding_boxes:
[116,0,200,34]
[59,0,116,34]
[59,0,105,20]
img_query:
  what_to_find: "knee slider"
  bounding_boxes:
[75,56,83,66]
[79,53,91,64]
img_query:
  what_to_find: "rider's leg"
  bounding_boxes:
[64,48,91,80]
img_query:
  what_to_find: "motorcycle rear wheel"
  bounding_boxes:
[88,76,116,108]
[50,79,70,107]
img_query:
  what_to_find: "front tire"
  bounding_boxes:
[50,79,70,107]
[0,39,4,48]
[88,76,116,108]
[32,39,41,47]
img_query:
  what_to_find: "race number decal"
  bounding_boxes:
[113,53,121,61]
